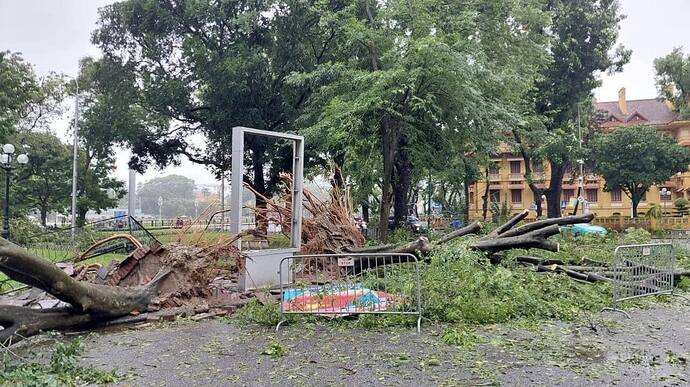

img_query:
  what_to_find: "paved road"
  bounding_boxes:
[26,304,690,386]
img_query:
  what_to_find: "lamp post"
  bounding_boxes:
[158,196,163,226]
[0,144,29,239]
[661,188,671,215]
[62,72,80,239]
[194,200,199,218]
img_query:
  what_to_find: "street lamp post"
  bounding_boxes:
[0,144,29,240]
[194,200,199,219]
[661,188,671,215]
[158,196,163,226]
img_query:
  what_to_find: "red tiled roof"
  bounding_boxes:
[595,98,677,127]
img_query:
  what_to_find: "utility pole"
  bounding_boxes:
[71,77,79,239]
[128,169,136,230]
[220,173,225,231]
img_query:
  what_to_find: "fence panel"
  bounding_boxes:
[611,243,676,306]
[0,217,160,294]
[278,253,422,332]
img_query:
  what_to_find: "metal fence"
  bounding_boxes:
[0,216,160,294]
[277,253,422,332]
[657,229,690,250]
[609,243,678,310]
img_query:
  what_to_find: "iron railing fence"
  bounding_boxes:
[0,216,159,294]
[277,253,422,332]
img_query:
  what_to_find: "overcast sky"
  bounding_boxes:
[1,0,689,185]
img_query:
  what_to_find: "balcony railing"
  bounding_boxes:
[509,173,522,180]
[489,173,500,181]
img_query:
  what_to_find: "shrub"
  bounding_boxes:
[674,198,689,215]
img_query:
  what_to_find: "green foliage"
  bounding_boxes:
[506,228,651,265]
[0,338,121,386]
[0,51,39,139]
[230,299,283,326]
[674,198,690,215]
[645,203,664,219]
[420,240,610,323]
[261,341,287,358]
[592,125,690,217]
[8,216,42,246]
[441,326,483,348]
[10,131,72,225]
[137,174,196,217]
[654,47,690,119]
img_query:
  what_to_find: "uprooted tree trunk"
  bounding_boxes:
[0,238,167,345]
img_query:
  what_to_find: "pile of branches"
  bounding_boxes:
[349,210,595,260]
[251,173,365,253]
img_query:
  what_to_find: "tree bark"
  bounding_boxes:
[481,169,489,221]
[378,114,399,242]
[393,135,412,229]
[546,161,567,218]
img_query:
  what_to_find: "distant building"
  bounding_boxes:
[469,88,690,219]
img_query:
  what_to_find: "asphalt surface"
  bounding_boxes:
[13,304,690,386]
[53,304,690,386]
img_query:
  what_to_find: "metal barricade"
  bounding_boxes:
[661,229,690,250]
[604,243,688,317]
[277,253,422,332]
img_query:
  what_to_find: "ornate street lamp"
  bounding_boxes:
[661,187,671,215]
[0,143,29,239]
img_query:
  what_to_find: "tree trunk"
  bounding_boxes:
[393,136,411,229]
[332,152,345,188]
[0,238,169,345]
[362,203,369,222]
[546,161,567,218]
[463,175,471,223]
[77,207,88,227]
[481,169,489,221]
[40,207,48,228]
[378,114,399,242]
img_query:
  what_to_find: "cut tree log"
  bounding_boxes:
[433,221,482,245]
[498,213,594,239]
[484,210,529,238]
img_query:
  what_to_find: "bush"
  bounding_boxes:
[8,216,43,245]
[674,198,689,215]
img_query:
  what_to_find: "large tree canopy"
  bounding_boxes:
[137,174,196,217]
[513,0,631,218]
[655,47,690,119]
[591,125,690,217]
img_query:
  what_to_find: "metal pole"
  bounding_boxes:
[427,173,432,229]
[71,79,79,239]
[220,172,225,231]
[128,169,136,231]
[2,168,10,239]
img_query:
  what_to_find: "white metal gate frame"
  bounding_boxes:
[276,253,422,332]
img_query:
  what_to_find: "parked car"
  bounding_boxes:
[388,216,425,233]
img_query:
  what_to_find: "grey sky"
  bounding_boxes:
[1,0,689,185]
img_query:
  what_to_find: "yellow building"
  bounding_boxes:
[469,88,690,220]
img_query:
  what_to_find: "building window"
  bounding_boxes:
[511,189,522,204]
[563,189,574,202]
[489,190,500,203]
[510,161,521,175]
[611,188,622,202]
[585,189,598,203]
